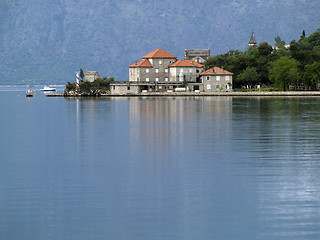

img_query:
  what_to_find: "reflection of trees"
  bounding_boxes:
[232,97,320,158]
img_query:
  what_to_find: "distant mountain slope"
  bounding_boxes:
[0,0,319,84]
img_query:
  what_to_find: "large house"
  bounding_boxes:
[110,49,233,94]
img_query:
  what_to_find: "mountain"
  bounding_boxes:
[0,0,319,84]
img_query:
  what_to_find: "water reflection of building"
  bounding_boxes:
[129,97,233,168]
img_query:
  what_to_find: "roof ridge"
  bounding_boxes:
[142,49,177,59]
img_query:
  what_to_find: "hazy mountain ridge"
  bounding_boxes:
[1,0,319,84]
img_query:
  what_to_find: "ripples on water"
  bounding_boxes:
[1,89,320,240]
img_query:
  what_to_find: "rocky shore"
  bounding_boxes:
[46,91,320,97]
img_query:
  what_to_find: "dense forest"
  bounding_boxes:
[205,29,320,90]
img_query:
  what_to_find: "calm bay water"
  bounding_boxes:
[1,87,320,239]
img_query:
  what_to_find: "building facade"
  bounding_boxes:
[200,67,233,92]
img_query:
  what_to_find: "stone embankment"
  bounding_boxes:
[46,91,320,97]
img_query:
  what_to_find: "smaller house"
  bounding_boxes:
[85,70,100,82]
[200,67,233,92]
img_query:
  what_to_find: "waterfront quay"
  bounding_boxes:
[46,91,320,97]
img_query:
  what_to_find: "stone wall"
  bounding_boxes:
[110,83,140,94]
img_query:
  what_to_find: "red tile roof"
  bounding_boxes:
[128,59,153,68]
[142,49,177,59]
[169,59,204,68]
[200,67,233,75]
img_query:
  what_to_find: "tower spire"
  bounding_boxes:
[248,31,257,48]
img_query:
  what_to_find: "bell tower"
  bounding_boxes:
[248,31,257,48]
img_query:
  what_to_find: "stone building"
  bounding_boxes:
[110,49,206,94]
[84,70,100,82]
[200,67,233,92]
[184,49,210,64]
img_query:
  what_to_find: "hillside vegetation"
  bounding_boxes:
[205,29,320,90]
[0,0,320,84]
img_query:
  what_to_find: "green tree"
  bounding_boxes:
[301,30,306,40]
[205,55,230,70]
[237,67,260,88]
[269,56,300,91]
[275,35,285,48]
[245,46,258,57]
[65,82,76,93]
[255,42,273,85]
[80,69,84,80]
[257,42,273,57]
[303,62,320,88]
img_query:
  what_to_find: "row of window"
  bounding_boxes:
[206,76,230,81]
[206,84,230,90]
[131,68,201,74]
[145,77,169,82]
[145,68,168,73]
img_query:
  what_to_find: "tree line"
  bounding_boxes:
[65,77,114,95]
[204,29,320,90]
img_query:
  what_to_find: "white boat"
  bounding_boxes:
[26,89,33,97]
[40,86,56,91]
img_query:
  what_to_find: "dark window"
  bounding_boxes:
[127,86,130,90]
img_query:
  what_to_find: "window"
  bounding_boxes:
[159,60,162,65]
[146,78,149,82]
[216,76,220,81]
[165,77,168,82]
[156,69,159,73]
[113,86,115,90]
[127,86,130,90]
[189,69,193,73]
[156,78,159,82]
[206,76,210,81]
[216,85,220,89]
[207,84,211,90]
[225,75,230,81]
[165,68,168,73]
[146,68,149,73]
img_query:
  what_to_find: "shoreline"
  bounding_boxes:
[47,91,320,97]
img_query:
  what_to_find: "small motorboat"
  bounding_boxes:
[26,89,33,97]
[40,86,56,91]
